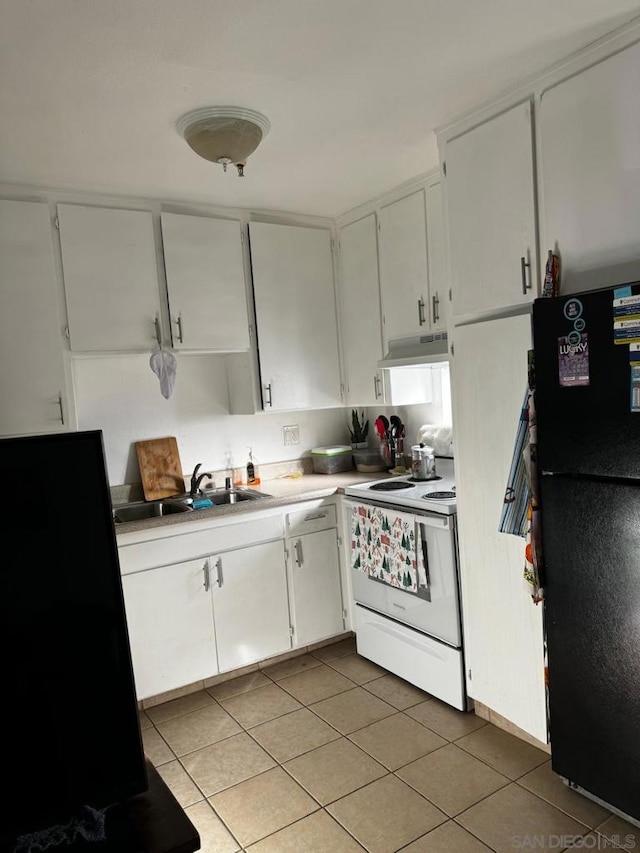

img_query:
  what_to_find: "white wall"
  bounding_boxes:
[73,353,350,485]
[365,363,453,461]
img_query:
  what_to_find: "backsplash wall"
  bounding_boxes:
[73,354,350,485]
[366,364,453,458]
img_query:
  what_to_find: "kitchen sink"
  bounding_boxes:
[112,500,193,524]
[112,487,269,524]
[205,487,267,505]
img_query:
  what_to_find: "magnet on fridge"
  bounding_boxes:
[558,333,590,387]
[614,285,633,299]
[631,365,640,413]
[613,294,640,321]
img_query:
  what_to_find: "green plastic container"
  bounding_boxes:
[311,445,353,474]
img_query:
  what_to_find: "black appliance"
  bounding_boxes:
[533,283,640,825]
[0,430,147,845]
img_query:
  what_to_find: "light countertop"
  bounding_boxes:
[114,470,390,537]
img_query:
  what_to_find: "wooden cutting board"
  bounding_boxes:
[136,437,185,500]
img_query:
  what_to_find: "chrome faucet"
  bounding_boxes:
[190,463,212,497]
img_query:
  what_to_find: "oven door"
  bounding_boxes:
[346,500,461,647]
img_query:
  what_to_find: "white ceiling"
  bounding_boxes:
[1,0,639,217]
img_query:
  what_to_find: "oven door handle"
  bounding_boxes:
[417,521,432,602]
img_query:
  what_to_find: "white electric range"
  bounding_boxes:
[343,456,468,710]
[343,456,457,514]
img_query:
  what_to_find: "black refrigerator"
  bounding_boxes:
[533,283,640,824]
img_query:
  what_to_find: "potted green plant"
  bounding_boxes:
[348,409,369,449]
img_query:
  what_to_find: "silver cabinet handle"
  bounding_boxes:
[294,540,304,567]
[214,557,223,588]
[264,382,273,407]
[373,374,382,400]
[154,316,162,346]
[173,314,184,343]
[304,512,327,522]
[418,297,426,326]
[57,393,65,425]
[432,293,440,324]
[521,255,531,295]
[202,559,210,592]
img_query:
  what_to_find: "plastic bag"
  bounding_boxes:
[149,347,177,399]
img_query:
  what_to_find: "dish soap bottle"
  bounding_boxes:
[246,448,260,486]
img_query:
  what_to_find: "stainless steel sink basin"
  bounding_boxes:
[112,500,193,524]
[112,487,269,524]
[205,487,267,505]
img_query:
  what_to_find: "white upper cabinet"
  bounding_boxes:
[338,213,385,406]
[425,180,449,331]
[0,199,69,436]
[378,189,430,346]
[248,221,342,411]
[57,204,162,352]
[161,212,249,351]
[446,101,537,320]
[540,40,640,293]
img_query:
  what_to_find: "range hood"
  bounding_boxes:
[378,332,450,368]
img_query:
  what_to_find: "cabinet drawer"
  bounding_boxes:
[354,605,466,710]
[119,515,284,574]
[286,503,337,536]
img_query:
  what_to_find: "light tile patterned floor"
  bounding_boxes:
[141,638,638,852]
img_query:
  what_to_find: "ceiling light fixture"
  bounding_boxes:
[176,106,270,177]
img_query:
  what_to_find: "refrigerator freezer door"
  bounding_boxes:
[533,286,640,479]
[541,475,640,822]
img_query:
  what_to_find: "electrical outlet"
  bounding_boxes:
[283,424,299,446]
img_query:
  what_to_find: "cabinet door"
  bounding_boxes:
[452,313,546,742]
[425,181,449,331]
[161,212,249,351]
[288,528,344,646]
[338,214,385,406]
[541,41,640,293]
[446,101,537,319]
[58,204,161,351]
[0,200,68,436]
[249,222,342,411]
[379,189,429,345]
[211,540,291,671]
[122,558,217,700]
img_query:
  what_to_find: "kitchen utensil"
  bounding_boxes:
[378,414,390,435]
[135,437,185,500]
[411,443,437,480]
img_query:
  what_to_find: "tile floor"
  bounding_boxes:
[140,638,639,852]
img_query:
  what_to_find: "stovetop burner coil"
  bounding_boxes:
[369,481,416,491]
[423,491,456,500]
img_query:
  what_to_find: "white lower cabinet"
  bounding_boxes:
[119,499,345,700]
[287,528,344,646]
[211,540,291,672]
[122,558,217,701]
